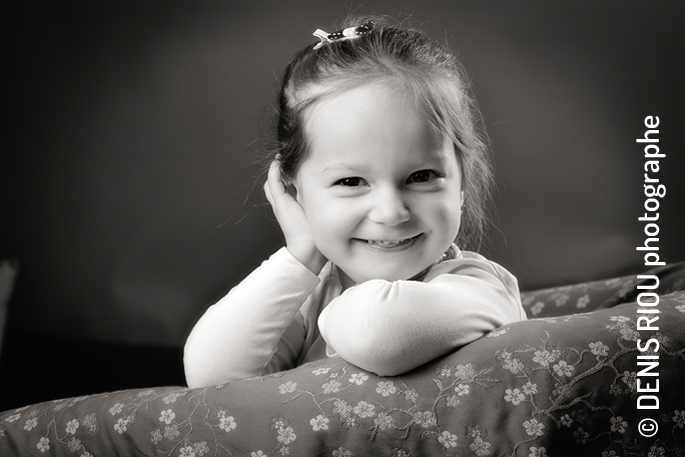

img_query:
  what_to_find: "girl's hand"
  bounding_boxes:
[264,160,327,274]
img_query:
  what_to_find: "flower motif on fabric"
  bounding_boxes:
[374,412,395,430]
[333,399,352,416]
[523,419,544,437]
[554,293,570,306]
[530,301,545,316]
[504,388,525,405]
[648,445,667,457]
[454,383,470,396]
[163,391,185,404]
[453,364,476,380]
[404,388,419,403]
[66,419,79,435]
[159,409,175,425]
[576,295,590,309]
[589,341,609,357]
[621,371,638,392]
[559,414,573,427]
[610,416,627,434]
[192,441,209,457]
[313,367,331,375]
[332,447,353,457]
[503,357,525,374]
[272,417,297,454]
[552,360,574,377]
[179,445,196,457]
[163,424,180,440]
[552,382,572,398]
[114,418,129,434]
[574,427,589,444]
[413,411,437,428]
[467,426,491,456]
[376,381,397,396]
[352,401,375,419]
[349,373,368,385]
[533,349,559,367]
[278,381,298,394]
[109,403,124,416]
[438,366,453,377]
[323,379,342,394]
[218,412,237,433]
[470,437,491,456]
[150,429,163,444]
[437,430,458,448]
[23,418,37,431]
[309,415,329,431]
[529,446,548,457]
[619,326,639,342]
[36,437,50,453]
[446,395,460,408]
[522,381,538,395]
[278,426,295,444]
[81,414,98,434]
[5,414,21,423]
[72,443,91,457]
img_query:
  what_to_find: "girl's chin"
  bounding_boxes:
[337,266,429,288]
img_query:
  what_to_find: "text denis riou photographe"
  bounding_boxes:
[635,115,664,438]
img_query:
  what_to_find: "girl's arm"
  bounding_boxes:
[183,247,320,387]
[317,254,524,377]
[185,160,327,388]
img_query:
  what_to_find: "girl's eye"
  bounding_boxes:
[335,177,364,187]
[408,170,437,183]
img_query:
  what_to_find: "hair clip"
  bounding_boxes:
[312,20,373,50]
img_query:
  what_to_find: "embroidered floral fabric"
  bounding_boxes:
[1,278,684,456]
[521,261,685,318]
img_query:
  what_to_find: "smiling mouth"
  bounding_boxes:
[356,234,422,249]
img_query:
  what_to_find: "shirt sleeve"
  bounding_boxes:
[316,251,525,377]
[183,247,321,387]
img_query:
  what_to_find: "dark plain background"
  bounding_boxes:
[1,0,684,410]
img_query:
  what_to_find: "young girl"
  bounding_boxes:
[184,17,526,388]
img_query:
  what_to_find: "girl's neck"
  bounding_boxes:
[335,267,356,291]
[334,260,440,291]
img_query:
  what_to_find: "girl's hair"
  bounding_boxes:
[267,16,494,251]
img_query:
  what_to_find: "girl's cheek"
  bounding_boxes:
[436,201,462,224]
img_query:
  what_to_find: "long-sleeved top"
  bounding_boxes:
[184,245,526,388]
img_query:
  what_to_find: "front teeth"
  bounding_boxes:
[366,239,409,247]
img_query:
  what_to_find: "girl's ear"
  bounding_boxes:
[460,190,465,206]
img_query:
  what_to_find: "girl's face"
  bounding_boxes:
[294,83,463,288]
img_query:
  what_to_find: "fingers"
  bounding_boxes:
[263,180,273,205]
[265,159,288,207]
[268,160,286,191]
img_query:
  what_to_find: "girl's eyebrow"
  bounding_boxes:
[321,152,448,173]
[321,163,366,173]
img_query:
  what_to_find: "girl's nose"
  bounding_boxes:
[368,187,411,226]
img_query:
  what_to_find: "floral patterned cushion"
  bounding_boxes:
[2,290,684,456]
[521,261,685,318]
